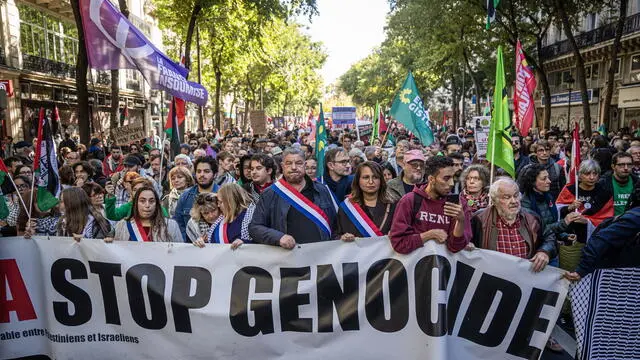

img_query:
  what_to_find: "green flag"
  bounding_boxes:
[372,102,380,142]
[389,71,434,147]
[597,124,607,137]
[315,104,327,180]
[487,46,515,178]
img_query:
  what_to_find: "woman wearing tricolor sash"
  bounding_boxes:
[111,186,182,243]
[336,162,396,241]
[197,183,254,249]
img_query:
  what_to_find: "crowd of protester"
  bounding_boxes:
[3,123,640,354]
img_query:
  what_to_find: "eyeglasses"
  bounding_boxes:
[15,183,28,190]
[407,162,424,170]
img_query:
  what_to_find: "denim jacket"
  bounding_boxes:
[173,184,220,242]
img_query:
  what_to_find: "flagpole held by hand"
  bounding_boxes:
[5,173,30,219]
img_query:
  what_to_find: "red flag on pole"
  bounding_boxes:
[514,40,537,136]
[568,122,581,185]
[164,97,186,128]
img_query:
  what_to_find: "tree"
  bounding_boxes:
[549,0,605,136]
[70,0,90,145]
[490,0,554,129]
[602,0,627,130]
[111,0,129,132]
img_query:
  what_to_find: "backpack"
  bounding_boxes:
[410,193,424,225]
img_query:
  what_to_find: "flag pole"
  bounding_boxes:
[380,119,395,147]
[489,124,497,185]
[6,174,30,218]
[158,91,167,190]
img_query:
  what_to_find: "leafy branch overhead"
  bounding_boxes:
[152,0,325,122]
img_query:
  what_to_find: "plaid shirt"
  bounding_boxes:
[495,216,529,259]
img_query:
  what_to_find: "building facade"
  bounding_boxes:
[538,1,640,132]
[0,0,164,142]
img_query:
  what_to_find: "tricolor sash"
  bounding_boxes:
[126,219,151,242]
[273,179,331,236]
[339,197,383,237]
[211,222,230,244]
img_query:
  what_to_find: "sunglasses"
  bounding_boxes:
[196,193,216,205]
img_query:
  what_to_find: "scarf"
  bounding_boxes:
[460,189,488,213]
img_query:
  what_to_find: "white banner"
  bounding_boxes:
[1,237,569,360]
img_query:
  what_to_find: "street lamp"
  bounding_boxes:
[566,74,575,131]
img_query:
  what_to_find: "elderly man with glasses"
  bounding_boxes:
[387,149,426,201]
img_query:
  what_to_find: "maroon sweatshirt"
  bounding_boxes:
[389,185,469,254]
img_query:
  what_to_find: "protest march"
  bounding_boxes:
[1,0,640,359]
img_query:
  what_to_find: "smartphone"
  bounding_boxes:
[446,193,460,204]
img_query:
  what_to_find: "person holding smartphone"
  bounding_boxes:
[389,156,470,254]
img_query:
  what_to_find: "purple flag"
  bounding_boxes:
[80,0,208,106]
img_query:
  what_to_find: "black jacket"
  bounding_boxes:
[576,207,640,277]
[249,177,337,245]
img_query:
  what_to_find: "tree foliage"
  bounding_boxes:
[152,0,326,127]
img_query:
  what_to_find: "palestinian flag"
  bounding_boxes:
[0,158,10,219]
[164,98,186,157]
[120,104,128,126]
[33,108,60,211]
[556,184,613,240]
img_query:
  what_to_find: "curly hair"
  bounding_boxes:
[517,164,547,195]
[425,155,454,177]
[460,164,490,192]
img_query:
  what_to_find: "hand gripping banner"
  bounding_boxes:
[1,237,569,359]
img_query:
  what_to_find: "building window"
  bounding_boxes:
[615,58,622,76]
[631,54,640,72]
[18,3,78,65]
[125,69,142,91]
[585,13,597,31]
[585,64,599,79]
[562,70,574,84]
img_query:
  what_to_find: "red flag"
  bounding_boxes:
[33,108,45,171]
[0,157,8,174]
[514,40,537,136]
[307,110,314,129]
[379,113,388,134]
[164,97,186,129]
[568,122,581,185]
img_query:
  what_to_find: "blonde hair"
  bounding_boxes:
[217,183,252,223]
[168,166,194,189]
[123,171,141,183]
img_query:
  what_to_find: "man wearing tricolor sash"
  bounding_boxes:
[250,148,337,248]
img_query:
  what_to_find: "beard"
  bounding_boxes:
[198,179,214,189]
[497,205,519,223]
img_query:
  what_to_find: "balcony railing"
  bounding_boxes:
[126,79,141,91]
[129,13,151,37]
[22,54,75,78]
[96,71,111,86]
[540,12,640,60]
